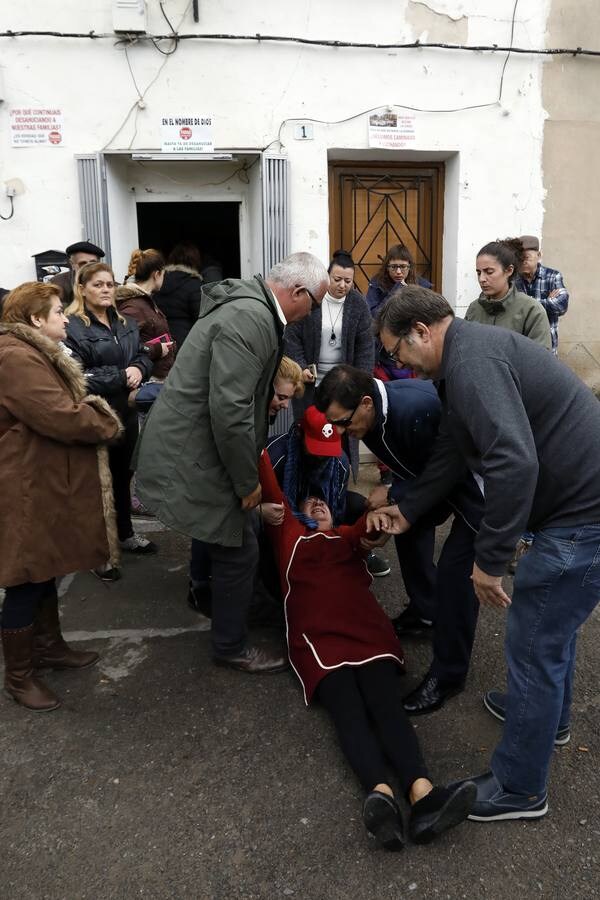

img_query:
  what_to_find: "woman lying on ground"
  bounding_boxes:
[0,282,122,711]
[258,452,475,849]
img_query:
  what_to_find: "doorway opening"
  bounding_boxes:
[136,201,241,279]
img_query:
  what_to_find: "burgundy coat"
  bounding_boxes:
[259,454,404,703]
[116,283,175,380]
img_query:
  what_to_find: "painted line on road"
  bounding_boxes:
[63,623,211,643]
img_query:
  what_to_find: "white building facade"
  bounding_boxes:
[0,0,555,316]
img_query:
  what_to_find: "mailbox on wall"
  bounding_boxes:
[32,250,69,283]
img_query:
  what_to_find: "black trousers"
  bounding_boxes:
[396,515,479,685]
[109,409,139,542]
[394,522,437,621]
[315,660,430,795]
[1,579,55,629]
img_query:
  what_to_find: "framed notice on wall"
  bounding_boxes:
[160,115,214,153]
[368,111,416,149]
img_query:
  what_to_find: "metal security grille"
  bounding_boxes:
[76,154,112,263]
[329,163,444,294]
[261,155,289,274]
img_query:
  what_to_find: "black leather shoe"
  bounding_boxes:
[392,607,434,639]
[409,782,476,844]
[403,673,465,715]
[362,791,405,851]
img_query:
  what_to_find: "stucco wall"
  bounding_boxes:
[1,0,549,307]
[542,2,600,388]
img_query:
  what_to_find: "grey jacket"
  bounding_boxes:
[399,318,600,575]
[283,288,374,477]
[135,276,283,547]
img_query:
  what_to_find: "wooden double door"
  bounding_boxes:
[328,161,444,294]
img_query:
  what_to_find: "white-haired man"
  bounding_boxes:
[136,252,329,673]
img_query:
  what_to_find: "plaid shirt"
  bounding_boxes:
[514,264,569,355]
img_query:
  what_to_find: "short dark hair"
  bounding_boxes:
[168,242,203,272]
[315,364,377,413]
[375,284,454,338]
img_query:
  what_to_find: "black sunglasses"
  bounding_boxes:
[328,403,359,429]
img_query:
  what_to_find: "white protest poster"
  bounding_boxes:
[368,111,416,149]
[161,115,214,153]
[10,108,65,146]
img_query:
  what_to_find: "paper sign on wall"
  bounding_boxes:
[10,108,64,147]
[368,112,416,149]
[161,115,214,153]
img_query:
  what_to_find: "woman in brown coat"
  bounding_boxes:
[116,248,175,381]
[0,282,122,712]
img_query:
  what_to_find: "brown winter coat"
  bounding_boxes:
[115,283,175,380]
[0,323,123,587]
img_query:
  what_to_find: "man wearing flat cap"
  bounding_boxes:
[50,240,105,307]
[515,235,569,355]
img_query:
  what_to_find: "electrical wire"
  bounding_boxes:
[1,30,598,57]
[0,195,15,221]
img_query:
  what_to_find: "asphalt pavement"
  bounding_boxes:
[1,465,599,900]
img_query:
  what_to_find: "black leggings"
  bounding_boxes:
[315,660,429,795]
[109,409,139,542]
[1,579,56,629]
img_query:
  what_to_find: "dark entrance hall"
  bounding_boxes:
[136,201,241,279]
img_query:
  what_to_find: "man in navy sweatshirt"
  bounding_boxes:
[372,284,600,823]
[315,365,484,714]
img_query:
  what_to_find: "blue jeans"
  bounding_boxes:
[492,524,600,795]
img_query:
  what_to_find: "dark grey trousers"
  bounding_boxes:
[206,513,259,656]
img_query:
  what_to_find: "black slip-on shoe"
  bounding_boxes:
[409,782,476,844]
[362,791,405,851]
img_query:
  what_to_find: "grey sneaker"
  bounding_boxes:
[120,533,158,554]
[366,551,391,577]
[483,690,571,745]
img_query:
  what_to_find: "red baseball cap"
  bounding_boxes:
[301,405,342,457]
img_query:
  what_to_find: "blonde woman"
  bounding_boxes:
[0,282,121,711]
[65,263,155,572]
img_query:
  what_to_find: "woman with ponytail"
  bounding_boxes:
[465,238,551,348]
[116,249,175,381]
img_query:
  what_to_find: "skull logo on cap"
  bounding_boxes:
[322,423,334,438]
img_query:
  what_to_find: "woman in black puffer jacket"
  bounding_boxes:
[155,243,203,349]
[65,262,156,574]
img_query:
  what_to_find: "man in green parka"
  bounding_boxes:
[136,252,329,673]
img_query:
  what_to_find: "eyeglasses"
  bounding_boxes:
[387,263,410,272]
[380,336,404,364]
[303,287,320,312]
[328,403,359,429]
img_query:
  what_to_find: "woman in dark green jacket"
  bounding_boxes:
[465,238,551,350]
